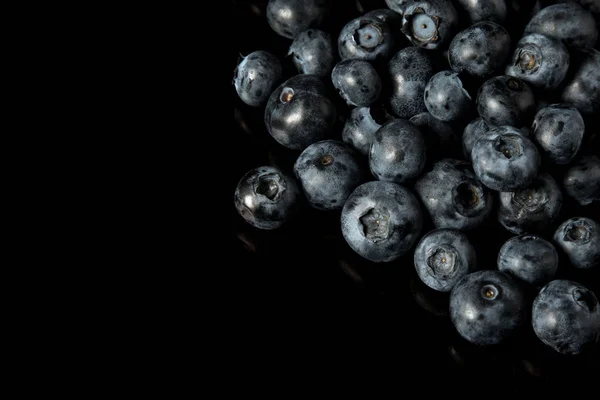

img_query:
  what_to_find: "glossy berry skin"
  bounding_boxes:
[450,270,527,346]
[563,155,600,206]
[338,16,394,61]
[265,75,336,151]
[369,119,426,184]
[234,166,300,230]
[532,104,584,165]
[293,140,364,211]
[477,76,536,128]
[401,0,458,50]
[331,59,382,107]
[471,126,541,192]
[505,33,570,91]
[498,173,563,235]
[462,117,490,162]
[524,2,598,49]
[266,0,330,39]
[414,228,477,292]
[424,70,471,122]
[233,51,282,107]
[448,21,511,79]
[341,181,423,262]
[553,217,600,269]
[561,49,600,115]
[410,112,459,161]
[342,105,394,155]
[288,29,335,79]
[497,235,558,287]
[532,280,600,355]
[388,47,436,119]
[415,158,493,231]
[454,0,507,24]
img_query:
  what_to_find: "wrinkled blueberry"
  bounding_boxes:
[266,0,330,39]
[424,70,472,121]
[342,105,394,155]
[233,50,282,107]
[477,76,536,128]
[450,270,527,346]
[448,21,511,79]
[369,119,427,183]
[341,180,423,262]
[265,75,336,150]
[288,29,335,79]
[498,234,558,287]
[532,280,600,354]
[415,158,493,230]
[462,117,490,162]
[338,16,394,61]
[561,48,600,115]
[410,112,460,161]
[563,155,600,206]
[471,126,541,192]
[414,228,477,292]
[234,166,300,230]
[331,59,382,107]
[532,104,584,165]
[454,0,507,24]
[553,217,600,269]
[498,172,563,235]
[401,0,458,50]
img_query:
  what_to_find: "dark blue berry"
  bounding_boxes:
[332,59,382,107]
[234,51,282,107]
[288,29,335,79]
[553,217,600,269]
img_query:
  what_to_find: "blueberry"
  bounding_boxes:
[409,112,460,160]
[454,0,507,24]
[341,180,423,262]
[233,50,282,107]
[338,16,394,61]
[369,119,427,183]
[424,70,472,122]
[384,0,409,14]
[477,76,536,128]
[532,104,585,165]
[414,228,477,292]
[497,234,558,287]
[234,166,300,230]
[288,29,335,79]
[265,74,336,150]
[497,173,563,235]
[553,217,600,269]
[342,105,394,155]
[450,270,527,346]
[448,21,511,79]
[563,155,600,206]
[561,48,600,115]
[462,117,490,162]
[524,2,598,49]
[364,8,406,44]
[415,158,493,231]
[387,47,436,118]
[532,280,600,355]
[400,0,459,50]
[471,126,541,192]
[331,59,382,107]
[293,140,365,211]
[266,0,330,39]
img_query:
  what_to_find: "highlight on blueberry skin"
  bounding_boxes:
[532,280,600,355]
[454,0,507,24]
[414,228,477,292]
[415,158,493,231]
[505,33,570,91]
[234,166,300,230]
[400,0,459,50]
[497,234,558,287]
[471,126,541,192]
[532,104,584,165]
[563,155,600,206]
[332,59,382,107]
[369,119,427,184]
[424,70,472,122]
[497,172,563,236]
[266,0,330,39]
[448,21,511,79]
[265,74,336,151]
[553,217,600,269]
[476,76,536,128]
[288,29,335,79]
[561,48,600,115]
[342,105,394,156]
[233,51,282,107]
[338,15,394,61]
[462,117,490,162]
[341,180,423,262]
[293,140,365,211]
[449,270,527,346]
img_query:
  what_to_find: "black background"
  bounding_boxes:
[228,0,599,385]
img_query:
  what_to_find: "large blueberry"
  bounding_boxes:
[563,155,600,206]
[532,104,584,165]
[266,0,330,39]
[410,112,460,161]
[424,70,472,122]
[234,166,300,230]
[450,270,527,346]
[288,29,335,79]
[338,16,394,61]
[341,181,423,262]
[414,228,477,292]
[401,0,458,50]
[462,117,490,162]
[331,59,382,107]
[454,0,507,24]
[233,51,282,107]
[342,105,394,156]
[532,280,600,354]
[497,234,558,287]
[561,48,600,115]
[477,76,536,128]
[553,217,600,269]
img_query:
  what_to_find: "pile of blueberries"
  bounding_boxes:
[232,0,599,357]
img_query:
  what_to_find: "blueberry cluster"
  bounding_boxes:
[233,0,600,357]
